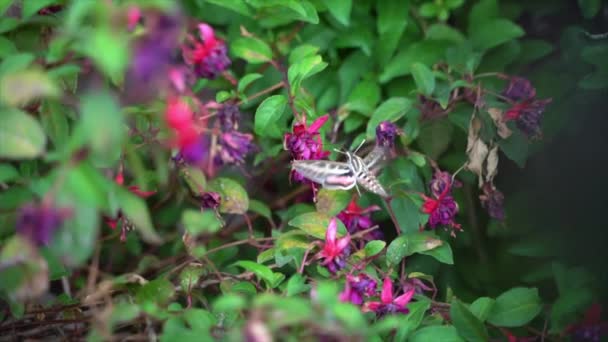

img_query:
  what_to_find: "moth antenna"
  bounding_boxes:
[354,139,366,154]
[333,148,347,156]
[355,183,362,196]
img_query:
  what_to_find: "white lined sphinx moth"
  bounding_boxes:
[291,143,390,198]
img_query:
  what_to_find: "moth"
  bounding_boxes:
[291,142,390,198]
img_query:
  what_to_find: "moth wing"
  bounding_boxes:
[291,160,351,185]
[357,173,389,198]
[323,174,357,190]
[362,145,389,174]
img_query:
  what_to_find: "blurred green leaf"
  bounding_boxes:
[0,164,19,183]
[451,299,489,342]
[411,63,435,96]
[205,0,252,16]
[289,211,347,239]
[364,240,386,257]
[179,265,205,291]
[0,69,59,107]
[315,188,351,216]
[487,287,542,327]
[578,0,601,18]
[0,108,46,159]
[380,41,448,83]
[237,73,263,93]
[231,37,273,64]
[286,273,310,296]
[417,118,454,160]
[136,278,175,305]
[207,177,249,214]
[115,186,163,245]
[234,260,283,288]
[345,80,381,116]
[85,28,129,81]
[0,36,17,58]
[498,129,528,167]
[410,325,464,342]
[469,297,495,321]
[324,0,352,26]
[470,19,524,51]
[40,100,69,150]
[288,54,328,94]
[182,210,223,236]
[386,231,444,266]
[249,199,272,219]
[22,0,58,19]
[254,94,287,138]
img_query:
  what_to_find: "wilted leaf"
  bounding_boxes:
[0,69,59,106]
[485,145,499,183]
[487,108,512,138]
[207,177,249,214]
[0,108,46,159]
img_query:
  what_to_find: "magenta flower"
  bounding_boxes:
[339,274,377,305]
[217,104,241,131]
[479,183,505,221]
[318,218,351,274]
[182,23,231,79]
[421,171,461,233]
[214,131,254,165]
[566,304,608,342]
[501,76,552,139]
[178,136,210,165]
[362,277,415,315]
[284,115,330,182]
[376,121,400,148]
[337,199,382,241]
[16,203,70,246]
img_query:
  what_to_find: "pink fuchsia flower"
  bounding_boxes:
[214,131,255,165]
[16,202,71,246]
[126,6,141,31]
[337,199,382,241]
[479,182,505,221]
[565,304,608,341]
[284,115,331,182]
[106,172,156,242]
[182,23,231,79]
[318,218,351,274]
[339,274,377,305]
[421,170,461,233]
[362,277,415,315]
[501,76,552,139]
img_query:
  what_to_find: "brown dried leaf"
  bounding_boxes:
[466,116,482,153]
[485,145,499,183]
[488,108,512,139]
[466,138,489,187]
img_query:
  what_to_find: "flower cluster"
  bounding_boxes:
[375,121,400,148]
[182,23,231,79]
[165,96,208,165]
[565,304,608,342]
[502,76,552,139]
[317,218,351,274]
[284,115,331,182]
[421,170,461,234]
[16,202,70,246]
[361,277,415,316]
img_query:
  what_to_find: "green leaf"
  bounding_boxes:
[40,248,69,280]
[179,265,205,291]
[469,297,495,321]
[324,0,352,25]
[315,188,351,216]
[181,210,223,236]
[136,278,175,305]
[364,240,386,257]
[231,37,273,64]
[86,28,129,81]
[380,40,448,83]
[75,91,125,166]
[345,80,381,116]
[388,192,427,234]
[0,164,19,183]
[234,260,281,288]
[205,0,252,16]
[286,274,310,296]
[0,36,17,58]
[115,186,162,245]
[578,0,601,18]
[410,325,464,342]
[48,203,98,267]
[207,177,249,214]
[0,69,60,107]
[249,199,272,219]
[411,62,436,96]
[487,287,542,327]
[0,17,19,34]
[288,55,328,94]
[393,299,431,339]
[213,293,246,313]
[376,0,408,64]
[237,73,263,93]
[451,299,489,342]
[0,108,46,159]
[254,95,287,138]
[22,0,58,19]
[470,19,525,51]
[40,100,69,149]
[386,232,444,266]
[289,211,347,239]
[366,97,412,139]
[498,130,528,167]
[418,118,454,160]
[421,241,454,264]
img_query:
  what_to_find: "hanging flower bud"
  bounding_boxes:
[479,183,505,221]
[376,121,400,148]
[16,202,70,246]
[200,192,221,210]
